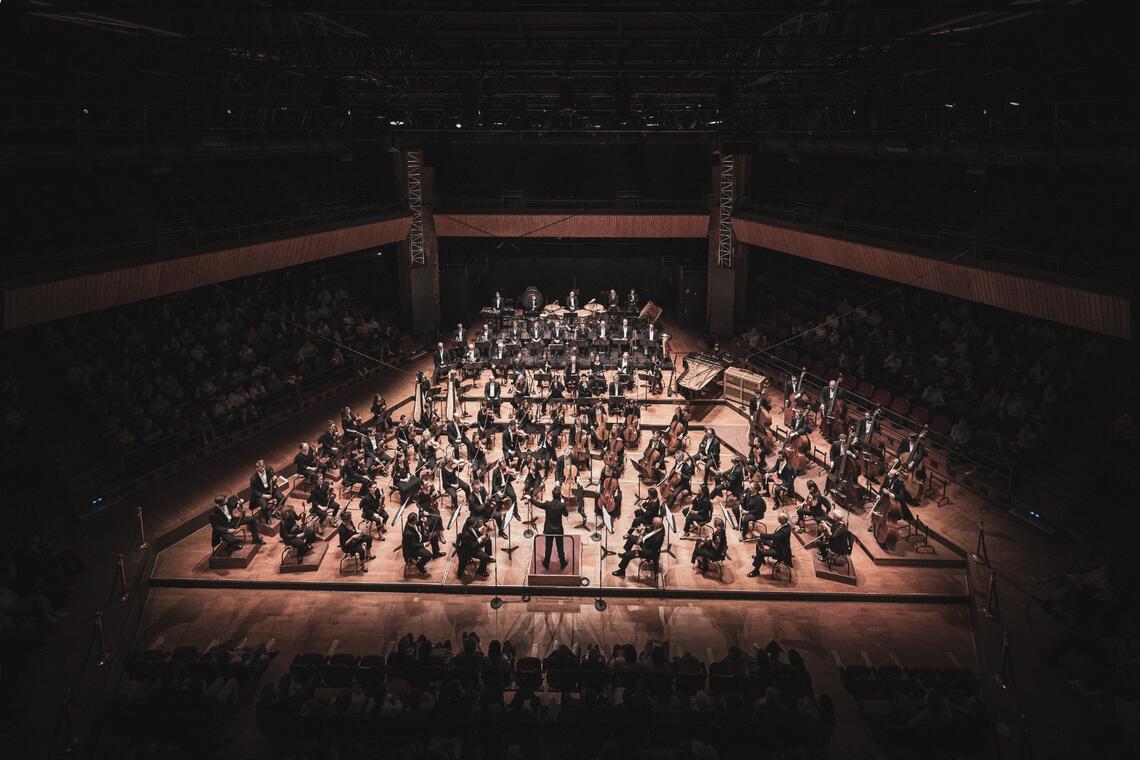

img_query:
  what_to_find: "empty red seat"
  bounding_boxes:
[889,397,911,416]
[872,388,892,408]
[929,414,952,436]
[840,375,857,391]
[856,382,875,399]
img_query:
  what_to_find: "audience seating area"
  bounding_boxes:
[25,254,411,476]
[839,661,989,759]
[734,252,1116,485]
[252,635,834,758]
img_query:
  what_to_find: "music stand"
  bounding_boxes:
[501,503,518,556]
[598,508,616,557]
[662,510,678,559]
[522,495,537,538]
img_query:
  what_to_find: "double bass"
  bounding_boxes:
[828,434,861,509]
[870,468,905,551]
[819,376,847,442]
[897,427,929,503]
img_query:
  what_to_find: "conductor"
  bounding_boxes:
[527,488,569,570]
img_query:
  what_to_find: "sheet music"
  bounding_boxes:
[502,504,516,531]
[601,508,614,534]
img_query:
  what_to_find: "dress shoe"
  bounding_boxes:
[252,539,266,545]
[747,569,760,577]
[432,551,446,558]
[612,569,626,577]
[560,560,568,569]
[477,569,490,578]
[542,560,550,569]
[366,554,376,560]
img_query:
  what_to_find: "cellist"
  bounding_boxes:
[595,462,622,519]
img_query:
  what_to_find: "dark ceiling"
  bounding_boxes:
[2,1,1136,160]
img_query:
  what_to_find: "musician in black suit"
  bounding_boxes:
[209,495,263,551]
[279,506,316,558]
[765,452,797,504]
[340,453,374,492]
[695,428,722,484]
[492,291,504,311]
[501,421,521,459]
[710,455,744,501]
[307,474,341,525]
[361,426,390,471]
[795,480,830,532]
[394,416,415,452]
[612,516,664,576]
[748,513,793,576]
[317,421,341,460]
[566,290,579,311]
[631,488,663,530]
[432,341,449,382]
[359,482,389,534]
[484,374,503,416]
[738,481,767,540]
[627,288,638,312]
[249,460,285,523]
[692,517,727,573]
[401,513,432,573]
[338,511,374,570]
[529,490,569,569]
[682,484,713,535]
[665,453,695,509]
[456,518,495,579]
[607,288,620,310]
[441,456,473,511]
[293,442,319,483]
[606,373,625,415]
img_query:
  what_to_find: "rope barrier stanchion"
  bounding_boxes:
[136,506,149,551]
[58,688,79,753]
[93,611,112,667]
[993,630,1014,691]
[970,519,989,564]
[979,567,999,621]
[594,542,607,612]
[115,553,131,604]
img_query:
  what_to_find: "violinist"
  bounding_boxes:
[307,473,341,526]
[535,423,558,463]
[249,459,285,524]
[681,483,712,535]
[489,458,517,504]
[691,516,726,573]
[401,512,433,574]
[341,452,374,493]
[417,432,440,471]
[341,405,364,437]
[280,505,317,559]
[612,516,664,577]
[467,482,491,521]
[359,482,389,538]
[764,451,797,505]
[476,403,496,445]
[748,513,792,576]
[370,393,392,433]
[210,495,264,552]
[501,420,522,459]
[317,421,341,460]
[337,511,374,571]
[456,517,495,579]
[738,481,767,540]
[394,416,415,452]
[631,487,663,530]
[361,425,390,473]
[415,483,446,557]
[446,412,471,451]
[795,480,831,533]
[441,454,473,511]
[818,518,853,563]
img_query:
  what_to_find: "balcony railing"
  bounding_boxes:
[437,196,707,211]
[4,201,407,281]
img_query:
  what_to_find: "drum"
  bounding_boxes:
[585,303,605,314]
[574,309,592,319]
[543,303,560,313]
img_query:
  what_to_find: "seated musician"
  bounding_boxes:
[478,322,492,344]
[509,321,522,342]
[501,420,522,460]
[359,482,389,537]
[695,428,722,484]
[484,372,503,416]
[415,484,446,558]
[627,288,638,312]
[795,480,831,533]
[606,372,625,415]
[401,512,433,574]
[417,432,440,471]
[432,341,449,382]
[647,357,664,393]
[476,402,496,442]
[493,340,507,361]
[341,406,363,437]
[738,481,767,540]
[618,318,633,342]
[337,510,374,570]
[456,517,495,579]
[829,434,854,474]
[643,321,659,355]
[631,487,663,530]
[316,421,341,461]
[710,455,744,502]
[489,458,517,504]
[463,340,480,367]
[566,289,579,311]
[641,430,668,482]
[294,442,320,483]
[550,320,565,343]
[607,288,620,310]
[525,291,541,314]
[249,459,285,523]
[788,408,812,438]
[897,431,927,471]
[446,412,469,448]
[691,516,727,573]
[341,453,374,492]
[681,483,712,535]
[394,416,415,452]
[470,436,490,483]
[819,518,853,563]
[307,473,341,525]
[209,495,264,552]
[370,393,392,432]
[467,482,491,520]
[612,516,664,577]
[748,513,792,576]
[565,351,581,383]
[454,322,466,344]
[441,454,474,511]
[280,505,317,559]
[596,319,609,342]
[361,426,390,473]
[617,351,633,389]
[764,451,797,504]
[545,375,565,413]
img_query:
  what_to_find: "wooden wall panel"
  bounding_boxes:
[733,215,1131,340]
[4,214,411,329]
[434,212,709,239]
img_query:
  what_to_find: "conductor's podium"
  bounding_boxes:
[527,533,584,588]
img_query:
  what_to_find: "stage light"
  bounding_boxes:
[1009,101,1021,106]
[455,122,462,128]
[707,118,723,126]
[944,103,955,108]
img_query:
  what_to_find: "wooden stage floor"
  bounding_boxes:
[152,358,969,603]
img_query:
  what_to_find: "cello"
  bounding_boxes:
[604,427,625,474]
[635,431,665,483]
[592,401,609,450]
[598,464,620,516]
[622,408,641,447]
[666,405,689,454]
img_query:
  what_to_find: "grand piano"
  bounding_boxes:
[674,351,731,400]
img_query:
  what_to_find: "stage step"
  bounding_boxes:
[811,551,858,586]
[208,542,261,570]
[280,541,329,573]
